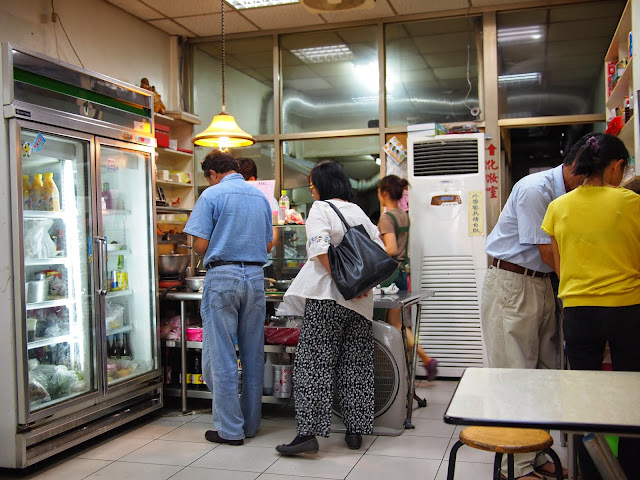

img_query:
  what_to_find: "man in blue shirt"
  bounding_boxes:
[481,135,589,479]
[184,150,273,446]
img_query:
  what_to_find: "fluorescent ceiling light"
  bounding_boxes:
[497,26,544,43]
[291,44,354,64]
[226,0,298,9]
[498,72,542,84]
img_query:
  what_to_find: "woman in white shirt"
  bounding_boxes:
[276,160,383,455]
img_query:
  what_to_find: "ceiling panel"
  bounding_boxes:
[388,0,469,16]
[105,0,162,20]
[143,0,220,17]
[241,4,325,30]
[318,0,395,23]
[148,18,197,36]
[175,12,258,36]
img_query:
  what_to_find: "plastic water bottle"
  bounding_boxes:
[278,190,289,225]
[263,353,274,395]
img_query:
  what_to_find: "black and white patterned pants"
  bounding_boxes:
[293,299,374,437]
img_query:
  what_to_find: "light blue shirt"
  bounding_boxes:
[184,173,273,267]
[485,164,566,273]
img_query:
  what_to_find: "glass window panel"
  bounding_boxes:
[192,36,274,137]
[194,142,275,198]
[282,136,380,220]
[281,27,379,134]
[497,1,625,119]
[386,16,482,127]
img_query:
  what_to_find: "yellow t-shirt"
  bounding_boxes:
[541,185,640,307]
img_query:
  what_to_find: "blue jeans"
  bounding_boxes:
[200,264,266,440]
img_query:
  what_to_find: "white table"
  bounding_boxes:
[444,368,640,480]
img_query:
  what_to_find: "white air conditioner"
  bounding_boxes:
[408,133,488,378]
[332,320,407,436]
[301,0,375,14]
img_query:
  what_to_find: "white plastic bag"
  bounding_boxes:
[23,219,57,259]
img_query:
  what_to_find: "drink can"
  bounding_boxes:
[111,271,119,291]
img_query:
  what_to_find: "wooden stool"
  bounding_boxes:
[447,426,564,480]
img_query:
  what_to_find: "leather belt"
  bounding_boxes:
[207,261,264,269]
[491,258,551,279]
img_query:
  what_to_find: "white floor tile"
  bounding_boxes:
[83,461,182,480]
[259,475,334,480]
[20,459,112,480]
[188,414,213,424]
[317,434,376,454]
[435,460,495,480]
[347,453,441,480]
[402,418,456,438]
[366,435,450,460]
[266,451,363,479]
[169,467,260,480]
[159,421,212,443]
[413,387,455,406]
[260,416,298,429]
[77,436,153,460]
[411,403,448,420]
[120,419,182,439]
[243,427,298,447]
[191,445,279,472]
[119,439,214,466]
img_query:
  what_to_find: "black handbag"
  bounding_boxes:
[324,201,398,300]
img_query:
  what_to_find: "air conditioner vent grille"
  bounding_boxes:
[413,139,479,176]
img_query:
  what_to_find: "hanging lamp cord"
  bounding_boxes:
[221,0,226,110]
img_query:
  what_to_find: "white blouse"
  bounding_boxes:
[283,199,384,320]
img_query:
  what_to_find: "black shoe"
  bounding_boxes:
[205,430,244,446]
[276,435,319,455]
[345,432,362,450]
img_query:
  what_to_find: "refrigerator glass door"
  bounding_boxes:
[20,127,98,415]
[97,142,157,386]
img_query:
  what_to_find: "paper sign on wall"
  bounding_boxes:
[248,180,276,209]
[468,191,484,236]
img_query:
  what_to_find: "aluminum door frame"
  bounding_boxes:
[9,118,103,425]
[95,136,160,395]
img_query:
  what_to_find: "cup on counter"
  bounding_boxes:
[26,317,37,342]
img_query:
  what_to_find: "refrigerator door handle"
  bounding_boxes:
[96,236,108,295]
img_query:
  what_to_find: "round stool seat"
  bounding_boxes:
[460,426,553,454]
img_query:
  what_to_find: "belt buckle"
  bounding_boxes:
[523,268,531,277]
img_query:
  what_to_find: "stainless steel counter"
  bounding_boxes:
[162,289,434,427]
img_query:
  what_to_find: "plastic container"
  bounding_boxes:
[185,327,203,342]
[30,174,44,211]
[263,353,274,395]
[273,364,293,398]
[26,279,49,303]
[264,326,300,345]
[43,172,60,211]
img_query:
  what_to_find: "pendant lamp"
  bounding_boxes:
[193,0,254,151]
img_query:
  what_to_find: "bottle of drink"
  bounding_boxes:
[121,333,132,360]
[22,175,31,210]
[43,172,60,211]
[30,174,44,211]
[278,190,289,225]
[109,335,119,359]
[263,353,274,395]
[102,182,113,210]
[193,349,204,389]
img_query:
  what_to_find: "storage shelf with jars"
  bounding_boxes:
[604,0,637,177]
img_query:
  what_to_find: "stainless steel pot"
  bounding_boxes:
[185,276,205,291]
[158,254,191,276]
[264,278,293,291]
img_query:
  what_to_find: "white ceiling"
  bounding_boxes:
[104,0,545,37]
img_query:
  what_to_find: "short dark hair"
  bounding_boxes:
[201,150,239,177]
[571,133,629,177]
[237,157,257,180]
[379,175,409,201]
[309,160,353,202]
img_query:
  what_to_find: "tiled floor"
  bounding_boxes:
[0,379,568,480]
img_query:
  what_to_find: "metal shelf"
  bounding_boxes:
[27,334,73,349]
[156,207,192,215]
[162,339,295,353]
[106,325,133,336]
[163,385,291,404]
[23,210,66,220]
[26,297,71,311]
[106,290,133,298]
[25,257,67,266]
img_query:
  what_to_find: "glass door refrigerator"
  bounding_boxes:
[0,44,162,468]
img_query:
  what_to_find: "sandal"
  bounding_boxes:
[534,461,568,478]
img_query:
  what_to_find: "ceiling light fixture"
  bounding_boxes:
[193,0,254,151]
[498,72,542,84]
[497,26,544,43]
[226,0,298,9]
[290,44,354,64]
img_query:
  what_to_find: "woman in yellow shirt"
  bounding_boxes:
[541,133,640,480]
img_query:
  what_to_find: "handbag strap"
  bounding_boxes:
[323,201,351,230]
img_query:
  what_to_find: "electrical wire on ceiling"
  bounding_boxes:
[50,0,84,68]
[462,4,479,117]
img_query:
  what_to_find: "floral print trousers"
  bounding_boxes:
[293,299,374,437]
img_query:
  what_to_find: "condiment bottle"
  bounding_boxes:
[30,174,44,211]
[22,175,31,210]
[43,172,60,211]
[102,182,113,210]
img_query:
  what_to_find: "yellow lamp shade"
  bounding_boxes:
[193,112,255,149]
